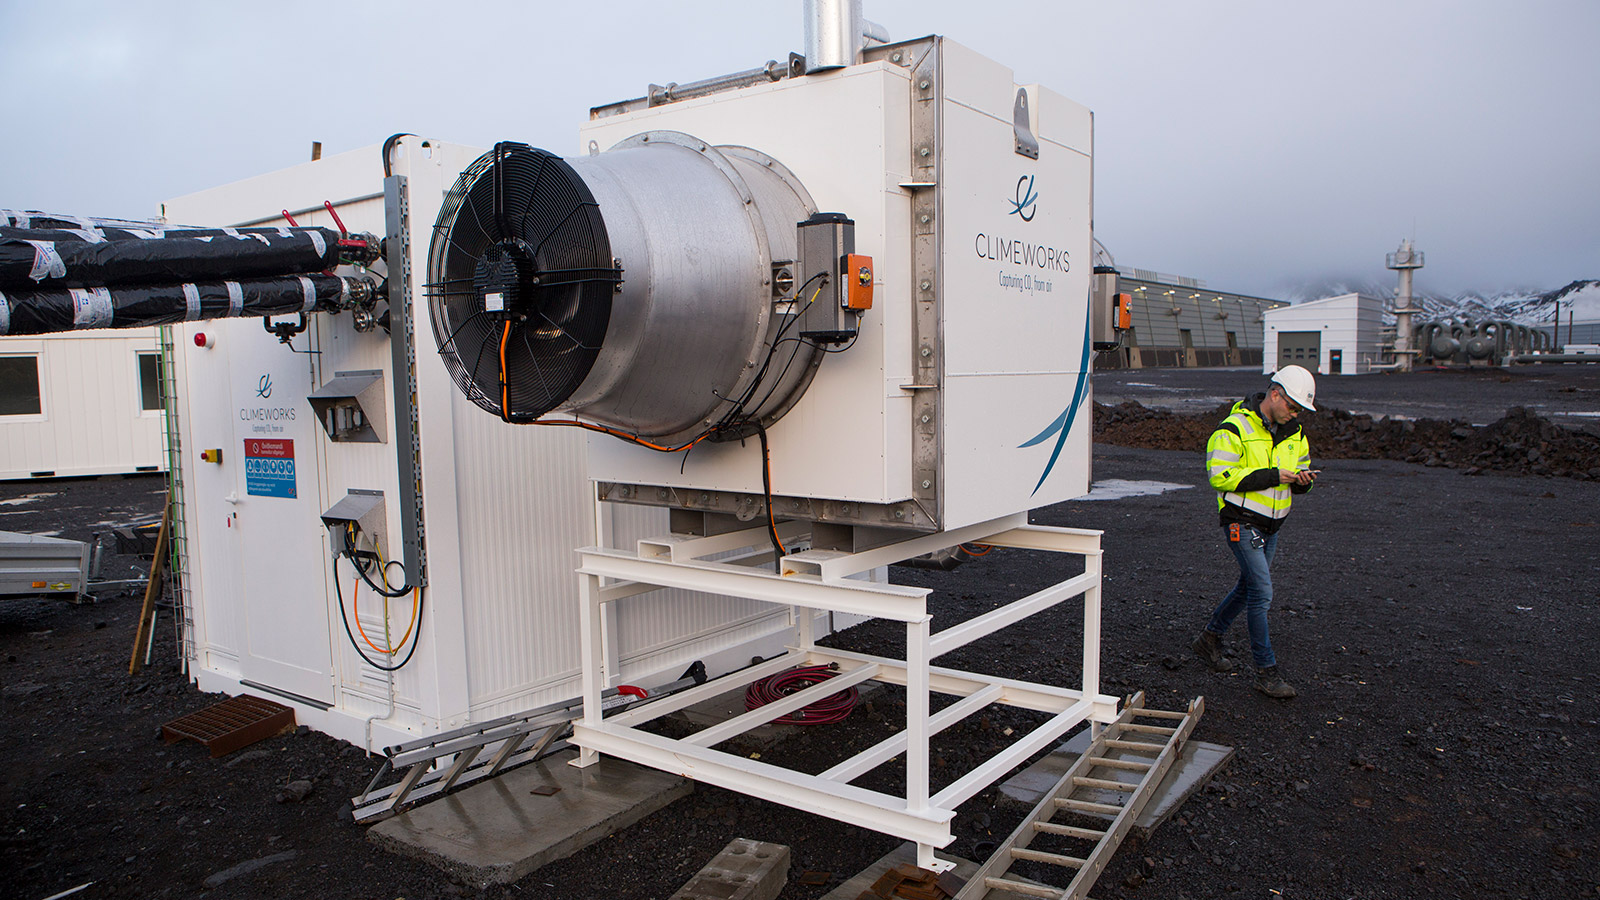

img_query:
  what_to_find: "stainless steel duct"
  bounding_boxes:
[804,0,889,72]
[427,132,830,444]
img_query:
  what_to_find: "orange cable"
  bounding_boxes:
[531,418,712,453]
[375,538,420,649]
[499,319,512,421]
[348,534,420,655]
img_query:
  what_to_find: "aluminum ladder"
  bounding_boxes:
[955,693,1203,900]
[352,666,705,823]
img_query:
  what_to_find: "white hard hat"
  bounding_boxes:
[1271,365,1317,411]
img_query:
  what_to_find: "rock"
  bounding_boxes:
[202,850,298,888]
[224,749,273,769]
[276,780,314,803]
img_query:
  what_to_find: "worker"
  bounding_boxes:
[1191,364,1318,699]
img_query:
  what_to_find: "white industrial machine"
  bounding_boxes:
[157,139,850,751]
[0,0,1137,875]
[415,14,1118,870]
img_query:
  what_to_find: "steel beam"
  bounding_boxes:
[572,720,956,848]
[578,547,930,622]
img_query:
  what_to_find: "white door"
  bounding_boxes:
[226,325,335,705]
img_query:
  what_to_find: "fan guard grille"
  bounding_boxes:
[427,143,617,422]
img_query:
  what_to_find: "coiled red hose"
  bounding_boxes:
[744,664,858,724]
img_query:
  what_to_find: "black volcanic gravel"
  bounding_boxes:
[2,369,1597,900]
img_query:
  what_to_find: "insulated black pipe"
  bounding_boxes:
[0,226,348,290]
[0,274,366,336]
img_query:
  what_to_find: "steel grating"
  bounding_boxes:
[161,694,295,757]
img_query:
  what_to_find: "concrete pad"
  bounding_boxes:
[368,748,690,887]
[820,842,980,900]
[997,730,1233,835]
[670,837,790,900]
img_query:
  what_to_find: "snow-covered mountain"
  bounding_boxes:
[1282,279,1600,326]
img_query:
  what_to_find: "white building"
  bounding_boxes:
[0,329,168,480]
[1263,292,1386,375]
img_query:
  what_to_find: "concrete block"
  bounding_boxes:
[670,837,790,900]
[368,748,690,887]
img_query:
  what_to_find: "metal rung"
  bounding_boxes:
[1012,847,1087,869]
[1087,756,1153,772]
[1131,708,1188,720]
[1103,738,1163,753]
[1034,822,1106,841]
[983,877,1062,899]
[1116,722,1176,735]
[1072,776,1138,792]
[1055,797,1123,815]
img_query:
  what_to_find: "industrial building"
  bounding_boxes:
[1098,267,1287,369]
[1263,291,1387,375]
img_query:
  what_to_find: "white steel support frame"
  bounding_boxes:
[570,514,1119,870]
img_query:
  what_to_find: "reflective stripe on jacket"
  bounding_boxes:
[1206,398,1311,530]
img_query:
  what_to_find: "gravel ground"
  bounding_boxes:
[1095,365,1600,430]
[2,367,1598,900]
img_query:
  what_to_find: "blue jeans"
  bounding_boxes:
[1205,525,1279,668]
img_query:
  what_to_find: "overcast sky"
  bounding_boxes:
[1,1,1594,297]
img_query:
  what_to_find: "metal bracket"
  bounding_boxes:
[383,174,427,587]
[1013,87,1040,159]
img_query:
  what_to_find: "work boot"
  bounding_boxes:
[1254,666,1297,699]
[1191,630,1234,672]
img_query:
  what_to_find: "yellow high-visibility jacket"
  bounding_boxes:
[1205,396,1312,534]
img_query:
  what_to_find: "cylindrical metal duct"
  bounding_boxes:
[804,0,864,71]
[426,133,824,444]
[565,135,818,437]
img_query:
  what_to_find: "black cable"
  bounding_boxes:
[756,424,784,572]
[332,555,422,672]
[713,272,828,432]
[347,549,412,598]
[382,133,416,178]
[342,527,412,598]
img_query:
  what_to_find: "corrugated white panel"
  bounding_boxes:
[452,408,595,708]
[0,331,165,479]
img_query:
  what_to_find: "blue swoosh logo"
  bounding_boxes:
[1008,175,1038,221]
[1019,317,1092,494]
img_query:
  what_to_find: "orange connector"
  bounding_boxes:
[844,253,873,311]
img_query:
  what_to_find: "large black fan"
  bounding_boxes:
[428,143,619,422]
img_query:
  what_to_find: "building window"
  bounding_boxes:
[1226,331,1238,350]
[137,352,164,412]
[0,356,43,416]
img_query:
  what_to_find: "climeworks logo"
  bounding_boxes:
[1008,175,1038,222]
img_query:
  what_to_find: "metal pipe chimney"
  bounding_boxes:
[1386,238,1424,371]
[804,0,888,72]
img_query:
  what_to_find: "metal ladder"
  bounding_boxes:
[352,665,706,823]
[955,693,1203,900]
[352,699,582,823]
[158,325,196,671]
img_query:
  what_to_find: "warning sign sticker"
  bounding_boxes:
[243,438,296,498]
